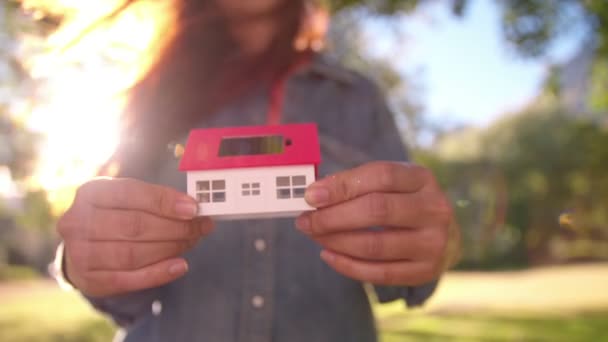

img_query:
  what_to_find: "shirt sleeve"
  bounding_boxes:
[50,242,161,327]
[353,74,440,308]
[84,289,161,327]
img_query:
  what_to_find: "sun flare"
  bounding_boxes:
[16,0,175,214]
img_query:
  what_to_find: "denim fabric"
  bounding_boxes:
[86,54,438,342]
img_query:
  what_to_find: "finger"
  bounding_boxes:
[297,192,441,235]
[311,228,436,261]
[298,191,453,235]
[72,208,214,242]
[68,239,199,271]
[82,258,189,298]
[304,161,433,208]
[77,178,198,220]
[298,193,412,234]
[320,250,436,286]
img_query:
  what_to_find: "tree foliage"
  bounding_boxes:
[424,106,608,269]
[0,1,58,181]
[329,0,468,16]
[0,3,58,273]
[329,0,606,59]
[498,0,608,59]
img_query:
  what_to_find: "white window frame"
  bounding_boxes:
[196,180,226,203]
[241,182,261,197]
[276,175,306,199]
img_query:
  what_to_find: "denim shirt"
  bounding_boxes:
[87,54,438,342]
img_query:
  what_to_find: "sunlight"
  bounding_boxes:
[17,0,175,214]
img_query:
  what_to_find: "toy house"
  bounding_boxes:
[179,123,321,220]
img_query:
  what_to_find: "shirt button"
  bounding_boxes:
[254,239,266,252]
[152,300,162,316]
[251,295,265,309]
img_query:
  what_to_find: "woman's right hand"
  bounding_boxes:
[57,178,213,298]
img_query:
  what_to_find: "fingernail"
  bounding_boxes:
[295,215,311,234]
[168,261,188,275]
[175,198,198,218]
[305,187,330,207]
[320,250,336,262]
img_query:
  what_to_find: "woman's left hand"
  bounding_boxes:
[296,161,458,286]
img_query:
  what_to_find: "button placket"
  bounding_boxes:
[237,221,276,342]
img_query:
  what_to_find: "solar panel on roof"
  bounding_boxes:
[218,135,285,157]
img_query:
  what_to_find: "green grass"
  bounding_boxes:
[0,281,115,342]
[378,311,608,341]
[0,265,40,282]
[374,263,608,341]
[1,264,608,341]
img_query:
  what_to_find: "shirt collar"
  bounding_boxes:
[295,53,356,86]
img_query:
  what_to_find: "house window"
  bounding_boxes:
[241,182,261,196]
[276,176,307,199]
[196,180,226,203]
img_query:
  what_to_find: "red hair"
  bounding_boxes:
[104,0,307,177]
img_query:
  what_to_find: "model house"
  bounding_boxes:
[179,123,321,220]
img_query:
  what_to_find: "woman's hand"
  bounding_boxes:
[296,161,459,286]
[57,178,213,298]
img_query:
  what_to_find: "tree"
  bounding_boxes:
[498,1,608,113]
[329,0,606,59]
[329,0,467,16]
[1,1,61,274]
[425,102,608,269]
[1,1,59,182]
[497,0,608,59]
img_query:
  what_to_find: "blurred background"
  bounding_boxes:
[1,0,607,341]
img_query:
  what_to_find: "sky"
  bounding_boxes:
[365,0,586,128]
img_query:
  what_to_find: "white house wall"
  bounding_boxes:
[187,165,316,220]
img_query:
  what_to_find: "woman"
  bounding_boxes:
[55,0,460,341]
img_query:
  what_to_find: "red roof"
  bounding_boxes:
[179,123,321,171]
